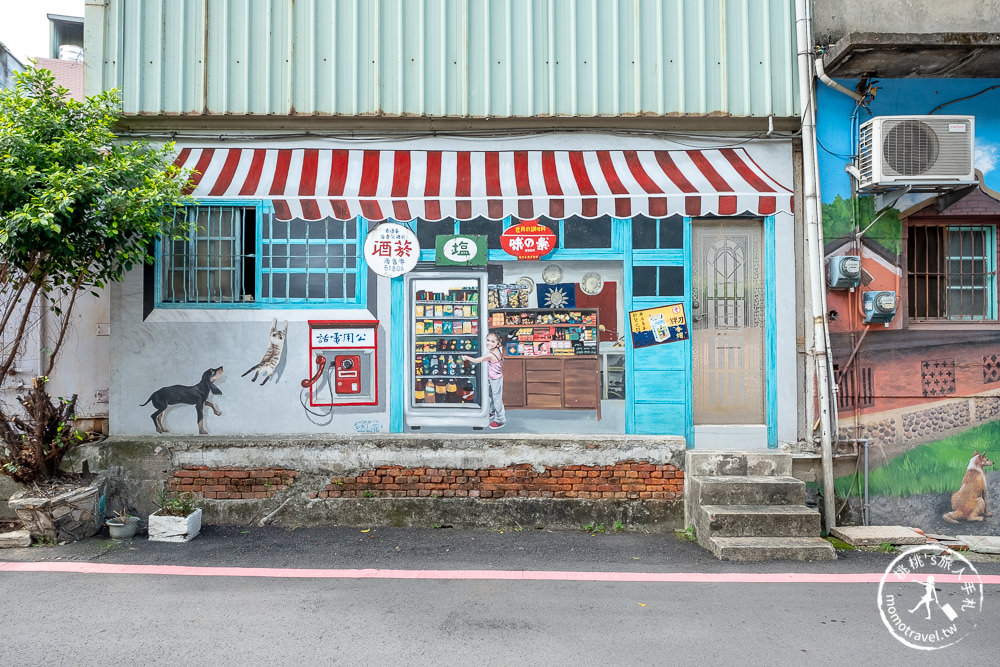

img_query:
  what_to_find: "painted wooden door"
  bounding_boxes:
[691,220,765,424]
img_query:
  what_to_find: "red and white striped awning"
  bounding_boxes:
[174,147,792,222]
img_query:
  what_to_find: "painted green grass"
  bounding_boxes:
[835,421,1000,497]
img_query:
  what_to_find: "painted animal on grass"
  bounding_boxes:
[140,367,224,435]
[943,450,994,524]
[242,319,287,385]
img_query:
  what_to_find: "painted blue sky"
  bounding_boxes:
[817,79,1000,202]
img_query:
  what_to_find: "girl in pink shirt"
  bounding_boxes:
[463,332,505,429]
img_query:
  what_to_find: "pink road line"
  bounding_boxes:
[1,562,999,584]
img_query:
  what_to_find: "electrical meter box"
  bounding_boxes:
[863,291,897,325]
[828,255,862,289]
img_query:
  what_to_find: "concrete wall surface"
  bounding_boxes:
[813,0,1000,45]
[69,434,687,531]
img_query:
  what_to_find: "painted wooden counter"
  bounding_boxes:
[502,357,601,419]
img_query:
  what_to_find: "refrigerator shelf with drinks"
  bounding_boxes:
[403,272,488,428]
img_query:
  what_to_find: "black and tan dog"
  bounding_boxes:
[141,367,224,434]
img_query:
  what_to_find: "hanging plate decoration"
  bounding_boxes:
[516,276,535,294]
[541,264,563,285]
[363,223,420,277]
[580,272,604,295]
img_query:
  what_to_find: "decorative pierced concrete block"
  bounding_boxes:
[148,508,202,543]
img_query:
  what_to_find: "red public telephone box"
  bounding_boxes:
[334,354,361,394]
[306,321,378,407]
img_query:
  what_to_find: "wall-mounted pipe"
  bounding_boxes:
[795,0,837,534]
[815,58,864,103]
[863,438,871,526]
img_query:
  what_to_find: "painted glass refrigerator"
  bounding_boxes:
[403,272,488,428]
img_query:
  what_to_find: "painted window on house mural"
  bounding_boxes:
[907,224,997,321]
[157,206,363,307]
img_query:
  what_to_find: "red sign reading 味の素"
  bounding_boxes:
[500,221,557,260]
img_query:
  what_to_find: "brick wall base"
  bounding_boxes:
[310,461,683,501]
[167,466,298,499]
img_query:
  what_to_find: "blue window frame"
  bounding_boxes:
[155,202,366,309]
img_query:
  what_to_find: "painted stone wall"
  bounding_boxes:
[818,79,1000,535]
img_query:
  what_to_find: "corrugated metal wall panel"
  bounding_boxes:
[94,0,800,118]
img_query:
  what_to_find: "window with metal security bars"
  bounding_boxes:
[158,205,364,307]
[159,206,255,304]
[260,218,361,304]
[907,225,997,321]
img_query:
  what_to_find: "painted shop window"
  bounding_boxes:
[632,215,684,250]
[158,206,363,307]
[907,225,997,321]
[560,216,612,249]
[159,206,255,304]
[260,217,361,304]
[458,217,505,249]
[415,216,623,258]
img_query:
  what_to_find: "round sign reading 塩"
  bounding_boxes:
[363,223,420,277]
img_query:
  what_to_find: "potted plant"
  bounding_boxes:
[0,66,191,541]
[106,507,140,539]
[148,491,202,542]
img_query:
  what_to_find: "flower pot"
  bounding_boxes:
[148,508,202,542]
[107,516,140,539]
[8,476,106,541]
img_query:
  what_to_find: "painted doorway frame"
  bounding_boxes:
[623,216,777,447]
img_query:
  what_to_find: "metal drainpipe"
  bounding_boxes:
[863,438,871,526]
[795,0,837,533]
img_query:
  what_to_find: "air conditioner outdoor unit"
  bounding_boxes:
[863,290,897,325]
[856,115,976,191]
[828,255,862,289]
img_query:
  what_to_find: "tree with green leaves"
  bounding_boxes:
[0,66,191,484]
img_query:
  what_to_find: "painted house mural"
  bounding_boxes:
[117,139,796,446]
[817,78,1000,534]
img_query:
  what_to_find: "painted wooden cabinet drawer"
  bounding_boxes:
[502,358,525,407]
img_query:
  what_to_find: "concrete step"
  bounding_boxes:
[708,536,837,562]
[698,504,821,538]
[685,450,792,477]
[688,475,806,506]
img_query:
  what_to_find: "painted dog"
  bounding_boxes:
[140,367,224,434]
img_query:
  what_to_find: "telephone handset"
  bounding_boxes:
[301,355,327,388]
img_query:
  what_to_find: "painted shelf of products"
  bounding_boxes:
[403,272,490,428]
[489,306,602,419]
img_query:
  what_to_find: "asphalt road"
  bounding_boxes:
[2,526,999,666]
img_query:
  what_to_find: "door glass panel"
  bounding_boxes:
[692,220,765,424]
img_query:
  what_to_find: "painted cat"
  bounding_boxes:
[242,319,288,386]
[943,450,993,524]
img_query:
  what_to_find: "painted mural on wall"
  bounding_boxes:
[141,367,224,434]
[818,79,1000,534]
[242,319,288,386]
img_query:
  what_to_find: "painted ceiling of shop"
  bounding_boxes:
[90,0,800,119]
